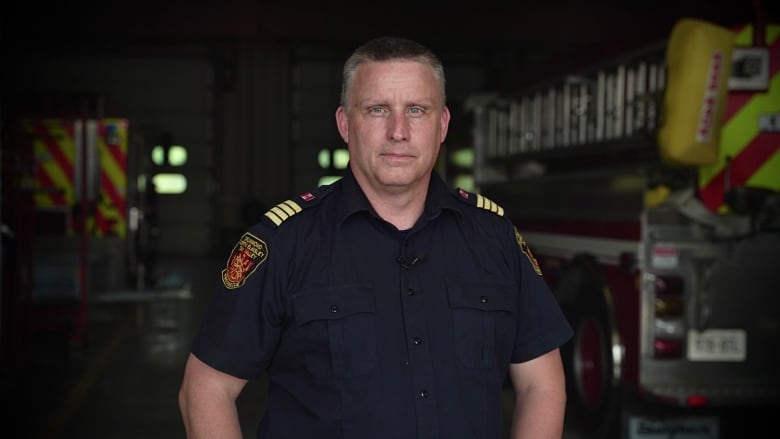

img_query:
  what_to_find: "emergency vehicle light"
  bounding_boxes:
[653,274,684,296]
[651,273,685,359]
[686,394,709,407]
[653,317,685,337]
[653,338,683,358]
[655,297,684,316]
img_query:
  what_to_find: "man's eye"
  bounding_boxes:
[369,107,386,115]
[408,107,425,117]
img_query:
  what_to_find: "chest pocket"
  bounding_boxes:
[293,284,376,378]
[447,281,515,369]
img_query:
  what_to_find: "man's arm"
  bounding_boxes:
[508,348,568,438]
[179,353,249,439]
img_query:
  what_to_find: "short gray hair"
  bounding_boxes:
[340,36,446,108]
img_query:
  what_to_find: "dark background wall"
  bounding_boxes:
[2,0,776,256]
[4,1,769,87]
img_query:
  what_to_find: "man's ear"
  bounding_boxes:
[439,106,451,144]
[335,106,349,143]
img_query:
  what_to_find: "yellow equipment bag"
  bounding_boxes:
[658,18,735,166]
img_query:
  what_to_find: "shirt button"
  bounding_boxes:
[480,295,488,304]
[407,288,415,296]
[330,305,339,313]
[420,390,429,399]
[413,337,422,345]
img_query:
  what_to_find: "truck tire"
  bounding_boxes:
[558,255,620,439]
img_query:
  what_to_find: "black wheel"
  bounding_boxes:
[558,256,620,439]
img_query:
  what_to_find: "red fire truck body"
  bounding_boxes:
[2,90,169,370]
[2,112,140,362]
[469,20,779,438]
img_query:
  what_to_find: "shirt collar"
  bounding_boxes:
[334,165,465,227]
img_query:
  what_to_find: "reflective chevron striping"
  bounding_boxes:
[698,24,780,212]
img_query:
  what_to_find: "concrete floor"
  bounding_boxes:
[2,255,216,439]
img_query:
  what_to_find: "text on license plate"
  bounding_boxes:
[628,416,719,439]
[687,329,746,361]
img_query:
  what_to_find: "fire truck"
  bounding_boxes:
[467,18,779,438]
[1,95,158,364]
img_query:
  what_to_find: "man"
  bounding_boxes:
[179,36,573,439]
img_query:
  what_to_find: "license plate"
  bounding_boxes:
[687,329,746,361]
[628,416,719,439]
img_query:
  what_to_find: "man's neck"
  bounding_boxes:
[357,178,429,231]
[370,195,425,230]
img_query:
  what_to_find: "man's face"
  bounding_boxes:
[336,60,450,195]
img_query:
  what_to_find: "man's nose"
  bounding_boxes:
[388,113,410,142]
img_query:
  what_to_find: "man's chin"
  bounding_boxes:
[376,173,428,190]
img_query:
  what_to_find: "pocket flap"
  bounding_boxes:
[293,284,375,325]
[447,281,514,312]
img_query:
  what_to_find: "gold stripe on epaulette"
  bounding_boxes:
[264,200,303,226]
[476,194,504,216]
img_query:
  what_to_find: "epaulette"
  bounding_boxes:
[263,184,334,227]
[453,187,505,217]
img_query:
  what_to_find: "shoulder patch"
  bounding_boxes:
[263,184,333,227]
[455,188,505,217]
[222,232,268,289]
[514,226,543,276]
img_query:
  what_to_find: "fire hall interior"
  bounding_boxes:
[1,1,778,438]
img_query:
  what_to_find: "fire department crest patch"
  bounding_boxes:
[222,232,268,289]
[514,227,542,276]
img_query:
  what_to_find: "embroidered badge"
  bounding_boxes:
[222,232,268,289]
[515,227,543,276]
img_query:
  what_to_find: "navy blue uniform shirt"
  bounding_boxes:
[191,167,573,439]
